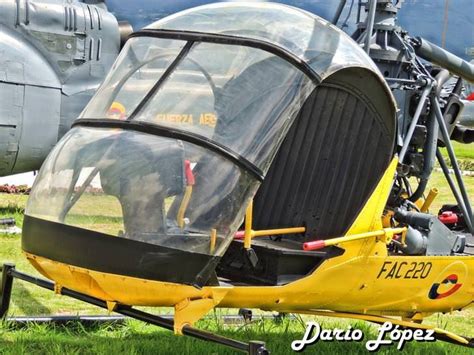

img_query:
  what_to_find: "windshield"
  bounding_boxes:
[80,37,315,172]
[24,2,397,287]
[26,126,257,257]
[26,30,317,286]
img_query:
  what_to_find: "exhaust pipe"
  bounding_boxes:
[412,37,474,83]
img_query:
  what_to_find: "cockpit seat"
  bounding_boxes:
[252,68,396,242]
[168,57,306,231]
[217,66,396,285]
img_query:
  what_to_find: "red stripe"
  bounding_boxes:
[445,274,458,282]
[436,284,462,299]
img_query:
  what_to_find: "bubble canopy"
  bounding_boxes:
[147,2,383,80]
[23,3,393,287]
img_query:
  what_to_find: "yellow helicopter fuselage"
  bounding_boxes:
[24,159,474,322]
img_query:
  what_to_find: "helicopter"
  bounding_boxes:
[0,0,134,177]
[1,1,473,353]
[1,0,472,179]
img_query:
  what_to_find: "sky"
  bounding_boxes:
[107,0,473,60]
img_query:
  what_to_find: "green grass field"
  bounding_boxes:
[0,171,473,354]
[440,142,474,160]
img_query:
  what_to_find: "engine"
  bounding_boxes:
[350,0,474,255]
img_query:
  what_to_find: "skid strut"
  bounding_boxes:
[0,264,268,354]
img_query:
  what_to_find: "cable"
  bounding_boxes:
[341,0,355,29]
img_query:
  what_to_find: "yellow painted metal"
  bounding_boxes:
[244,200,253,249]
[210,228,217,254]
[23,157,474,338]
[174,298,216,334]
[177,185,193,228]
[54,283,62,295]
[25,251,474,315]
[174,290,228,335]
[251,227,306,238]
[106,300,117,312]
[403,312,424,323]
[241,199,305,244]
[421,188,439,212]
[382,210,393,228]
[319,227,406,248]
[414,198,424,210]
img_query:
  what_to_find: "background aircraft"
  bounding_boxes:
[0,0,472,182]
[0,0,125,177]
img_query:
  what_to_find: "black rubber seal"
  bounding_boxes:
[129,29,321,84]
[72,118,264,181]
[128,41,194,120]
[22,215,219,288]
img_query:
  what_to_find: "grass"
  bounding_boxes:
[1,317,473,355]
[440,142,474,160]
[0,194,27,227]
[424,170,474,213]
[0,171,473,354]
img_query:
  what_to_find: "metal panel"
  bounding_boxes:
[0,82,23,175]
[12,85,61,173]
[0,0,121,176]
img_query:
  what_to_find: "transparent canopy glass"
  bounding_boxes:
[23,2,396,287]
[26,126,257,257]
[81,37,315,171]
[26,18,321,283]
[149,2,381,80]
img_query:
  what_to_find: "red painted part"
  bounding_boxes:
[436,283,462,299]
[184,160,195,186]
[446,274,458,282]
[466,92,474,101]
[303,240,327,251]
[439,211,459,224]
[234,231,245,239]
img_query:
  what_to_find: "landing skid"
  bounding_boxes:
[0,264,268,354]
[2,264,472,351]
